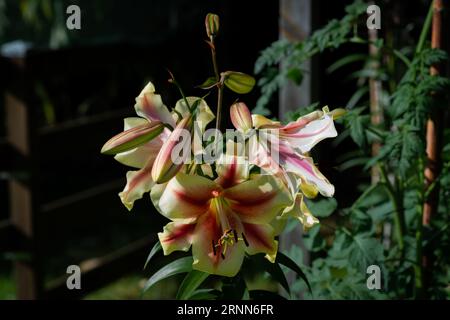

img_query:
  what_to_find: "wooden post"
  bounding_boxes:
[421,0,445,296]
[423,0,444,226]
[279,0,313,120]
[5,56,43,299]
[278,0,313,291]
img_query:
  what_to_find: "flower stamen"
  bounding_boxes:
[211,240,217,256]
[241,233,249,247]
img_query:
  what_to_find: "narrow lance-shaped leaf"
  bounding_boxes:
[142,256,193,294]
[197,77,218,90]
[276,252,312,295]
[189,289,221,300]
[143,241,162,270]
[176,270,209,300]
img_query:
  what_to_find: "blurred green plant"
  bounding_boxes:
[255,0,449,300]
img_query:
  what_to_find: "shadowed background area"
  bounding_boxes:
[1,0,442,300]
[0,0,279,299]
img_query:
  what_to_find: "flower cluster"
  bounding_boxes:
[101,14,340,277]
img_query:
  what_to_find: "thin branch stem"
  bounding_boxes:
[209,39,224,132]
[379,165,405,254]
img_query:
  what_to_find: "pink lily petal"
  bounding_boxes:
[119,166,154,211]
[248,133,283,176]
[151,172,217,220]
[281,110,324,133]
[242,223,278,262]
[281,114,337,153]
[282,151,335,197]
[215,155,249,189]
[134,82,176,127]
[158,221,196,255]
[223,175,291,224]
[192,210,245,277]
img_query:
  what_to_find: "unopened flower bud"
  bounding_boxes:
[101,121,164,155]
[230,102,253,133]
[205,13,220,39]
[222,71,255,94]
[151,116,193,184]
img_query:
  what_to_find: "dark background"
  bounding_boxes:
[0,0,431,299]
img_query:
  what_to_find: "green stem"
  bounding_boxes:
[211,45,220,81]
[209,39,224,132]
[415,1,434,54]
[379,165,405,254]
[414,157,426,298]
[216,85,224,131]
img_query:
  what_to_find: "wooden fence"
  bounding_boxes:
[0,46,166,299]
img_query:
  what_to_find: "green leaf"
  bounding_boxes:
[305,197,337,218]
[303,224,325,252]
[253,254,290,295]
[348,233,384,270]
[197,77,218,89]
[176,270,209,300]
[347,86,369,109]
[336,157,370,171]
[142,256,192,293]
[249,290,287,300]
[277,252,312,294]
[143,241,162,270]
[221,275,247,299]
[223,71,256,94]
[189,289,221,300]
[327,53,367,74]
[286,68,303,85]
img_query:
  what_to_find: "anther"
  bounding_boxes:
[242,233,249,247]
[221,253,225,259]
[212,240,217,256]
[233,230,238,242]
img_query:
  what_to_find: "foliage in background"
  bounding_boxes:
[256,0,449,299]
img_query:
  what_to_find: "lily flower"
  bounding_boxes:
[101,82,214,210]
[230,102,337,198]
[150,156,291,277]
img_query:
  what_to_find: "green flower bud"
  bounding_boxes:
[222,71,256,94]
[205,13,220,39]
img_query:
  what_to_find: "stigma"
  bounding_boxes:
[211,228,250,259]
